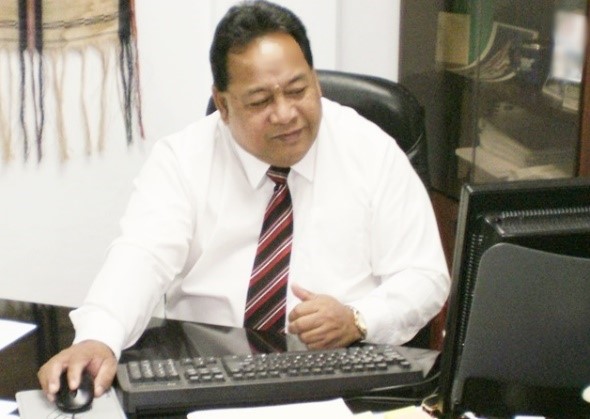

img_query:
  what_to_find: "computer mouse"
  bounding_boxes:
[55,369,94,413]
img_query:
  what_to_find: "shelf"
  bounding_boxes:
[477,79,581,123]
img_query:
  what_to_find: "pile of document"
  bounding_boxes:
[455,102,576,182]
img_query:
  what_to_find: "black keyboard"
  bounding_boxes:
[116,344,425,415]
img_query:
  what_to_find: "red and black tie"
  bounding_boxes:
[244,166,293,333]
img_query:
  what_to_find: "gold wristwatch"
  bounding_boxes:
[347,306,367,341]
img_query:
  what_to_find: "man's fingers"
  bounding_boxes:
[38,359,66,401]
[287,286,319,325]
[288,305,321,334]
[37,340,117,402]
[92,356,118,396]
[297,323,346,349]
[291,283,316,301]
[66,362,88,390]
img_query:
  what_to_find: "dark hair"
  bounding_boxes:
[210,0,314,91]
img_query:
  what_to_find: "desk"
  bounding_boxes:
[0,300,190,418]
[0,300,438,418]
[0,300,74,400]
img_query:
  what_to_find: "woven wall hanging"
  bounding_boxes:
[0,0,143,163]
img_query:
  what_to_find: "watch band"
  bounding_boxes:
[347,306,367,341]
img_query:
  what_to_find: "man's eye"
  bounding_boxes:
[248,97,272,108]
[286,87,306,97]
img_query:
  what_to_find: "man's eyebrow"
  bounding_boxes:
[244,74,308,96]
[244,86,271,97]
[284,74,308,87]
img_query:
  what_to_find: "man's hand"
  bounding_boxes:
[37,340,117,402]
[287,284,363,349]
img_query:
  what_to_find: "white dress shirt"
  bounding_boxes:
[71,98,450,357]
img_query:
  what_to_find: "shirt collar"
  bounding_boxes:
[221,122,318,189]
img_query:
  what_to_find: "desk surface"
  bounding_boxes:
[0,301,74,399]
[0,301,186,418]
[0,300,438,418]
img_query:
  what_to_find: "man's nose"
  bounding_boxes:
[269,95,296,124]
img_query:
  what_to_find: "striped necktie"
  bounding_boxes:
[244,166,293,333]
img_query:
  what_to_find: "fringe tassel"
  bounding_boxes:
[79,43,114,155]
[78,48,91,156]
[32,50,45,162]
[17,0,45,162]
[3,0,143,163]
[117,0,144,145]
[49,49,68,161]
[18,0,29,160]
[0,49,14,163]
[98,44,112,153]
[129,0,144,139]
[32,0,44,162]
[119,0,133,145]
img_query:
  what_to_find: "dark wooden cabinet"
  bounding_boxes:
[401,0,589,200]
[580,4,590,177]
[400,1,590,350]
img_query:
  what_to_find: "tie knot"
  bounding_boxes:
[267,166,290,185]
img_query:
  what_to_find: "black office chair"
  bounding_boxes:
[206,69,430,189]
[206,69,433,348]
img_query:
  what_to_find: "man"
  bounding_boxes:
[38,0,449,402]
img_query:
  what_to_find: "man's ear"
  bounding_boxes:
[212,86,229,122]
[312,69,322,97]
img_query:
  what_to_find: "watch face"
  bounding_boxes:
[352,308,367,339]
[357,319,367,338]
[358,316,367,332]
[347,306,367,340]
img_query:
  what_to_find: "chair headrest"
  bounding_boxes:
[206,69,430,187]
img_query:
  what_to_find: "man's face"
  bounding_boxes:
[213,32,322,168]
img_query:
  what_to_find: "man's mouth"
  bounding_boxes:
[273,128,302,142]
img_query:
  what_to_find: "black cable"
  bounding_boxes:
[348,389,443,418]
[346,370,442,405]
[363,370,441,394]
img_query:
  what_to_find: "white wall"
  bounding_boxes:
[0,0,400,308]
[139,0,400,142]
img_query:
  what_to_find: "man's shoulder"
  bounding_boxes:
[147,114,224,176]
[320,97,397,152]
[320,97,358,121]
[160,114,220,149]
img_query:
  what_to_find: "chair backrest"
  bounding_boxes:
[446,242,590,417]
[206,69,430,188]
[207,70,434,348]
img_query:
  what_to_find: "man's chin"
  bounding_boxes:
[267,152,307,168]
[266,140,314,167]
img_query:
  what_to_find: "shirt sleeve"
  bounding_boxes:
[71,138,195,358]
[352,142,450,345]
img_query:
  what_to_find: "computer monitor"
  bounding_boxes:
[439,177,590,418]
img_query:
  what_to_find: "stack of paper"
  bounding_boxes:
[188,399,435,419]
[477,117,573,168]
[188,398,355,418]
[456,146,519,182]
[0,319,36,352]
[455,101,576,182]
[0,399,18,418]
